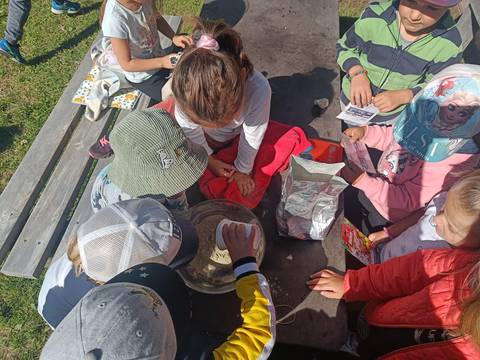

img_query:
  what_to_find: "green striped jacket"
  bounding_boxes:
[337,0,463,123]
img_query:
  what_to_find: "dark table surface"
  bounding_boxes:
[190,0,347,351]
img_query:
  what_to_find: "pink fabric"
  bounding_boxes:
[344,249,480,360]
[196,34,220,51]
[199,121,311,208]
[354,125,480,222]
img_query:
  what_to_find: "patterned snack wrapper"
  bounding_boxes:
[341,218,374,265]
[72,65,140,110]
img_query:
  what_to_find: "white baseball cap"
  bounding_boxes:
[76,198,198,282]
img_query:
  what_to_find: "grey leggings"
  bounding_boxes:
[4,0,31,45]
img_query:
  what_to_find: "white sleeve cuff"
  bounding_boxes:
[233,262,259,279]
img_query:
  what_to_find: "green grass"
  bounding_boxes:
[0,1,365,358]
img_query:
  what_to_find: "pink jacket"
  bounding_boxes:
[354,125,480,222]
[344,249,480,360]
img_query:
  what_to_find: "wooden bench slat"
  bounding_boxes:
[0,36,99,264]
[52,94,151,263]
[1,108,118,278]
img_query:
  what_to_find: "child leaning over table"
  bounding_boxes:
[90,108,208,216]
[341,65,480,235]
[368,169,480,263]
[165,18,310,208]
[337,0,463,124]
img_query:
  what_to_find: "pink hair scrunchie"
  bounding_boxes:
[196,34,220,51]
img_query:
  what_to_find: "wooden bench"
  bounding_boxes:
[0,15,181,278]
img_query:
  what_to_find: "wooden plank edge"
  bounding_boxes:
[1,108,118,278]
[0,34,101,263]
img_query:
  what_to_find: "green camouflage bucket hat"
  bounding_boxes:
[109,108,208,197]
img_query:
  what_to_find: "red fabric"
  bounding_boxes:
[378,336,480,360]
[199,120,311,208]
[344,249,480,359]
[153,96,176,114]
[153,98,311,208]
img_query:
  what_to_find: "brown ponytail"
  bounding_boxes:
[172,18,254,127]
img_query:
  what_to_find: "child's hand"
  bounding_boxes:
[372,89,413,113]
[341,162,364,184]
[343,127,366,144]
[350,71,372,108]
[158,54,178,69]
[172,35,193,48]
[368,229,390,248]
[208,156,235,178]
[306,269,345,299]
[229,172,255,196]
[223,223,258,263]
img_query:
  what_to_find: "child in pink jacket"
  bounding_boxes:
[342,65,480,234]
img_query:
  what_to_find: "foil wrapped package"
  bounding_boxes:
[277,156,347,240]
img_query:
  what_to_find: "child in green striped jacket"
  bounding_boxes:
[337,0,463,124]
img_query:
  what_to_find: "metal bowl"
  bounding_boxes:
[178,199,265,294]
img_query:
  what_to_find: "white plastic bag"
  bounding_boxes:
[276,156,347,240]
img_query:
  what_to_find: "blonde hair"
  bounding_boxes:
[452,169,480,346]
[461,261,480,347]
[450,169,480,237]
[444,91,480,108]
[172,18,253,127]
[66,235,103,285]
[66,235,83,277]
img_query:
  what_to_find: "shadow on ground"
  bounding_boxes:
[267,68,337,138]
[199,0,246,27]
[27,2,101,66]
[0,125,22,153]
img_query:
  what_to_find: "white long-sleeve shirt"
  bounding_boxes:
[174,70,271,174]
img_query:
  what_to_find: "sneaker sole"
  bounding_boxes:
[51,8,80,15]
[0,48,24,64]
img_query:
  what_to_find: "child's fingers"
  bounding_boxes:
[360,90,368,108]
[351,90,358,106]
[307,280,335,291]
[246,179,255,195]
[369,230,387,242]
[309,269,334,279]
[248,225,257,242]
[366,88,373,104]
[222,223,233,243]
[306,278,332,287]
[235,223,246,239]
[224,168,235,178]
[309,271,323,279]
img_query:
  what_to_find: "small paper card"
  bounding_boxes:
[341,218,374,265]
[72,64,140,110]
[337,103,379,125]
[341,134,376,174]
